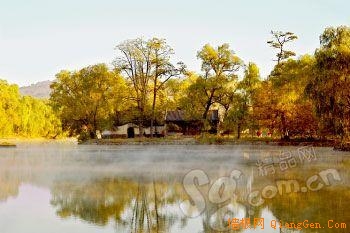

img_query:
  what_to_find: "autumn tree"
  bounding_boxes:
[256,55,318,138]
[50,64,125,138]
[264,30,301,139]
[306,26,350,141]
[148,38,185,137]
[0,79,61,138]
[181,43,243,132]
[114,39,151,136]
[164,77,191,111]
[221,93,246,138]
[236,63,261,138]
[220,63,261,138]
[0,80,20,136]
[17,97,62,137]
[114,38,184,137]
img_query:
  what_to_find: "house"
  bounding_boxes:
[102,123,165,138]
[165,110,219,135]
[102,123,138,138]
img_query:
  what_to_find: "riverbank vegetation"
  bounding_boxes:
[0,80,62,138]
[0,26,349,146]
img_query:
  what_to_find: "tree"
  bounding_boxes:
[222,94,247,138]
[0,80,21,136]
[267,31,298,64]
[238,63,262,137]
[0,79,61,138]
[220,63,261,138]
[114,39,151,136]
[148,38,185,137]
[183,43,243,132]
[50,64,124,138]
[306,26,350,141]
[18,97,62,137]
[164,77,191,111]
[256,55,318,139]
[114,38,184,137]
[265,30,301,139]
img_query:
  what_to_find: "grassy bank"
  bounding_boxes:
[0,141,16,147]
[80,135,349,150]
[1,136,348,151]
[0,137,77,146]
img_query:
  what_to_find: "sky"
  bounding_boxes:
[0,0,349,86]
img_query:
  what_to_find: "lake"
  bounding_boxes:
[0,143,349,232]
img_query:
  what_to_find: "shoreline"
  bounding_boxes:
[80,137,350,151]
[1,137,349,151]
[0,137,77,147]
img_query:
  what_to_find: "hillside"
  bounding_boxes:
[20,80,53,99]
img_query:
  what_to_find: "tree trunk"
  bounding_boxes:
[138,103,145,138]
[281,112,289,140]
[150,82,157,138]
[237,123,241,139]
[201,102,211,135]
[201,91,215,133]
[138,124,143,138]
[202,100,211,120]
[92,108,98,139]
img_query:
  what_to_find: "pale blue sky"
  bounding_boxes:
[0,0,349,86]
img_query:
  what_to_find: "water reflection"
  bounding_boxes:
[50,178,187,232]
[0,144,348,232]
[49,174,348,232]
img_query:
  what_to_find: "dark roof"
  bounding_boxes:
[166,110,219,122]
[166,110,186,121]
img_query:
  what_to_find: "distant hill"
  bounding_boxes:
[20,80,53,99]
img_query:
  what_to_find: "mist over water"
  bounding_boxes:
[0,143,349,232]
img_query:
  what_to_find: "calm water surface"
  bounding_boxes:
[0,143,349,233]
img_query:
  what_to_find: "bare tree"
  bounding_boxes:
[114,39,151,136]
[114,38,184,137]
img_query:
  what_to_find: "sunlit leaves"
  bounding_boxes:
[307,26,350,139]
[0,80,61,137]
[50,64,125,137]
[197,43,242,78]
[254,55,318,137]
